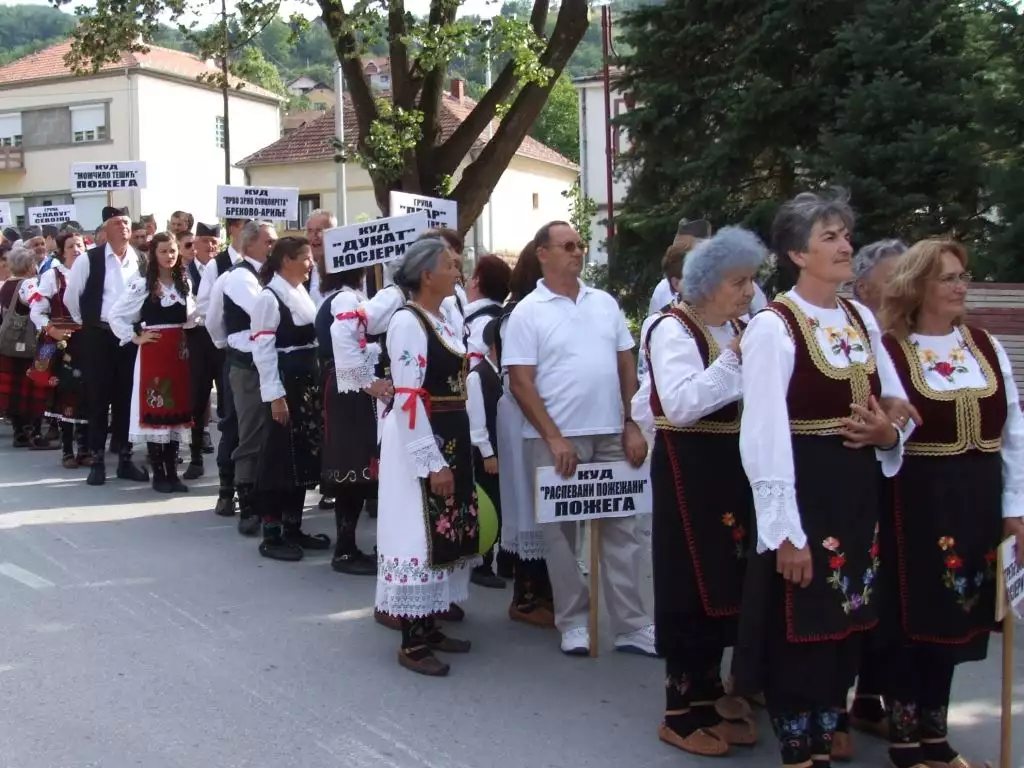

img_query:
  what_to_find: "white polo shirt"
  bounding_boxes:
[503,278,634,439]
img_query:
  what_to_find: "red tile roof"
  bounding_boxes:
[0,39,282,102]
[240,91,577,171]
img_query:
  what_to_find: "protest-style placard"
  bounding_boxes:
[0,201,11,228]
[323,211,429,274]
[28,205,76,227]
[534,461,652,525]
[997,535,1023,621]
[216,185,299,221]
[70,161,147,191]
[389,191,458,230]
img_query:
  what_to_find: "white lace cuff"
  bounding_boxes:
[751,479,806,553]
[873,425,906,478]
[336,362,377,393]
[708,349,741,397]
[405,435,447,478]
[1003,487,1024,519]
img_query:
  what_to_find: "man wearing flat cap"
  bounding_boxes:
[182,221,226,483]
[65,205,149,485]
[20,225,48,270]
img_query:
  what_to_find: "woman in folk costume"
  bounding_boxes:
[495,242,555,626]
[376,237,479,677]
[108,232,195,493]
[644,227,765,757]
[875,240,1024,768]
[26,231,90,467]
[0,245,53,449]
[320,261,393,575]
[250,236,327,562]
[733,190,919,768]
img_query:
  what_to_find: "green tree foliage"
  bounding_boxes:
[49,0,591,231]
[612,0,1024,307]
[230,46,289,96]
[530,73,579,162]
[0,5,74,64]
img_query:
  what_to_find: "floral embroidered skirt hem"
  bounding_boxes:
[733,435,880,704]
[876,450,1001,666]
[496,390,546,561]
[320,364,378,494]
[374,410,478,619]
[652,429,751,659]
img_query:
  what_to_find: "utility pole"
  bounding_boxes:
[600,2,615,249]
[485,27,494,252]
[220,0,231,184]
[334,60,348,226]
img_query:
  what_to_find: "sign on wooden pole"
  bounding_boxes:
[996,535,1021,768]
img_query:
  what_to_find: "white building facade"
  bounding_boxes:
[0,41,282,231]
[574,71,630,265]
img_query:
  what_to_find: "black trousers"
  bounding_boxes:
[83,325,137,455]
[215,357,239,473]
[187,329,223,425]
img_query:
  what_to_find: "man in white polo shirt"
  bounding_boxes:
[504,220,656,657]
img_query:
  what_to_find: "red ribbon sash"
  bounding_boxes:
[394,387,430,429]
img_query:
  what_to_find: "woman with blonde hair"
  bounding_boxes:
[877,240,1024,768]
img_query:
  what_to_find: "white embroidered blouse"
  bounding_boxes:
[108,275,197,346]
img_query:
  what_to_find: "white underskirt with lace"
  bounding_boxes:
[374,403,476,619]
[496,388,547,561]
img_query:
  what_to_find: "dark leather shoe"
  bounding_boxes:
[182,462,204,480]
[116,460,149,482]
[214,497,236,517]
[86,463,106,486]
[237,514,260,536]
[331,550,377,575]
[283,529,331,550]
[471,565,506,589]
[258,536,304,562]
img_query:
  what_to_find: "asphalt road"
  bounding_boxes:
[0,422,1021,768]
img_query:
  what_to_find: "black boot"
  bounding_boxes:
[259,495,304,561]
[163,442,189,492]
[86,451,106,486]
[331,495,375,575]
[282,488,331,550]
[201,429,214,454]
[149,443,172,493]
[116,443,150,482]
[236,483,260,535]
[215,468,236,516]
[183,427,204,480]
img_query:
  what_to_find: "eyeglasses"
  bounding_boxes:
[553,240,586,253]
[936,272,972,286]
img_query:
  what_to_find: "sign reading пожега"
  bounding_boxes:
[534,461,652,524]
[323,211,429,273]
[216,185,298,221]
[70,161,147,191]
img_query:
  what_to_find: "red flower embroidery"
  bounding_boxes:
[984,550,997,563]
[945,555,963,570]
[410,557,419,566]
[933,361,955,378]
[829,554,846,570]
[870,540,880,558]
[732,525,745,542]
[417,354,427,369]
[822,536,841,552]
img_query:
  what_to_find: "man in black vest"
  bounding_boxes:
[64,205,149,485]
[197,218,249,516]
[466,318,506,588]
[206,220,276,533]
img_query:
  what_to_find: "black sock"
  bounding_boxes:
[920,739,957,763]
[334,496,360,552]
[888,745,927,768]
[836,708,850,734]
[663,660,701,739]
[61,423,74,455]
[851,695,885,722]
[770,711,811,764]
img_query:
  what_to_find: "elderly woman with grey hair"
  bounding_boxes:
[644,227,765,757]
[0,244,53,449]
[375,237,479,676]
[732,190,920,767]
[852,239,907,313]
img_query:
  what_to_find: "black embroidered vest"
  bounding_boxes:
[222,261,259,336]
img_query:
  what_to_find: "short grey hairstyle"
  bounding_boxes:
[852,238,907,280]
[305,209,337,228]
[6,243,37,277]
[682,226,768,304]
[240,220,274,253]
[393,237,449,292]
[771,188,855,260]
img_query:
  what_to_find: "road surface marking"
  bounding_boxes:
[0,562,55,589]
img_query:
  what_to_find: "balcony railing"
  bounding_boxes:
[0,146,25,172]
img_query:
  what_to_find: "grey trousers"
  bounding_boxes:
[528,434,650,636]
[228,366,266,486]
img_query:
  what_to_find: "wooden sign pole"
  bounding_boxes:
[996,544,1013,768]
[588,519,601,658]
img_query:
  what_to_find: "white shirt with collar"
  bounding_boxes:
[503,278,635,439]
[205,255,262,351]
[64,242,141,324]
[196,244,241,319]
[462,297,500,363]
[250,273,317,403]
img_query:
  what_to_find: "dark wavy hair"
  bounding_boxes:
[145,232,189,299]
[472,254,513,303]
[259,236,311,286]
[54,231,84,265]
[508,241,543,301]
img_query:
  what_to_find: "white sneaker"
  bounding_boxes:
[560,626,590,656]
[614,623,657,657]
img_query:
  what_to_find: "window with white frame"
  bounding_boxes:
[0,113,23,148]
[70,103,107,143]
[215,116,225,148]
[287,194,321,230]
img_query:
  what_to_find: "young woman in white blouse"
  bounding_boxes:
[249,236,329,562]
[376,237,478,677]
[645,227,766,757]
[109,232,196,493]
[733,190,919,768]
[876,241,1024,768]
